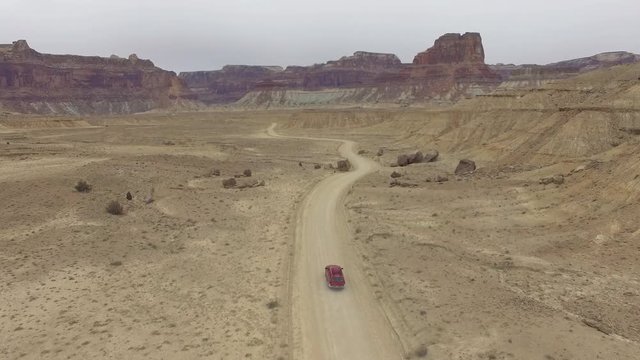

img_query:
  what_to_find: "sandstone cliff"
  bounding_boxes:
[180,33,501,107]
[0,40,194,114]
[412,32,485,65]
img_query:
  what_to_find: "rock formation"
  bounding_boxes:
[0,40,194,114]
[413,32,485,65]
[180,32,502,107]
[179,65,284,104]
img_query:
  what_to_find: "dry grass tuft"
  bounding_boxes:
[75,180,92,192]
[106,200,124,215]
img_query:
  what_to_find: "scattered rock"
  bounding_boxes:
[408,151,424,163]
[572,165,586,173]
[337,159,351,172]
[236,179,266,189]
[145,187,155,204]
[390,171,402,178]
[423,149,439,162]
[222,178,237,188]
[540,175,564,185]
[243,169,252,177]
[455,159,476,175]
[427,175,449,183]
[126,191,133,200]
[396,151,426,167]
[397,154,410,167]
[390,178,418,188]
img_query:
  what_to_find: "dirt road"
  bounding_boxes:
[268,124,404,360]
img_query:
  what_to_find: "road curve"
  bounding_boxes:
[267,124,404,360]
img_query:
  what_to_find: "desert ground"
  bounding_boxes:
[2,64,640,360]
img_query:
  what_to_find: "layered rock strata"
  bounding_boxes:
[180,32,502,107]
[0,40,193,114]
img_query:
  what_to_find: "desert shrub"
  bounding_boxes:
[222,178,237,188]
[75,180,92,192]
[413,345,428,358]
[266,300,279,309]
[106,200,124,215]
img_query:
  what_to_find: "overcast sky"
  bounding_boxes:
[2,0,639,73]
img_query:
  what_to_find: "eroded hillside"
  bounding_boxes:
[276,62,640,358]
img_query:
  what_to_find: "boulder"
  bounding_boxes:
[243,169,252,177]
[540,175,565,185]
[314,163,322,169]
[423,149,439,162]
[408,151,424,164]
[376,148,384,156]
[390,171,402,178]
[396,154,410,167]
[455,159,476,175]
[126,191,133,200]
[211,169,221,177]
[397,151,427,166]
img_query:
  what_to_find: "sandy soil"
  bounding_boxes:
[1,79,640,360]
[0,112,342,359]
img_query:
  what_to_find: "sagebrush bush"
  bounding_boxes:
[413,345,428,358]
[75,180,92,192]
[266,300,279,309]
[106,200,124,215]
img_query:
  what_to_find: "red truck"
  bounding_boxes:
[325,265,346,289]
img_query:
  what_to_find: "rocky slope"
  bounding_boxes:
[492,51,640,90]
[180,32,502,107]
[0,40,194,114]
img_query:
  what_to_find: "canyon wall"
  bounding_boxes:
[180,32,502,107]
[0,40,194,114]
